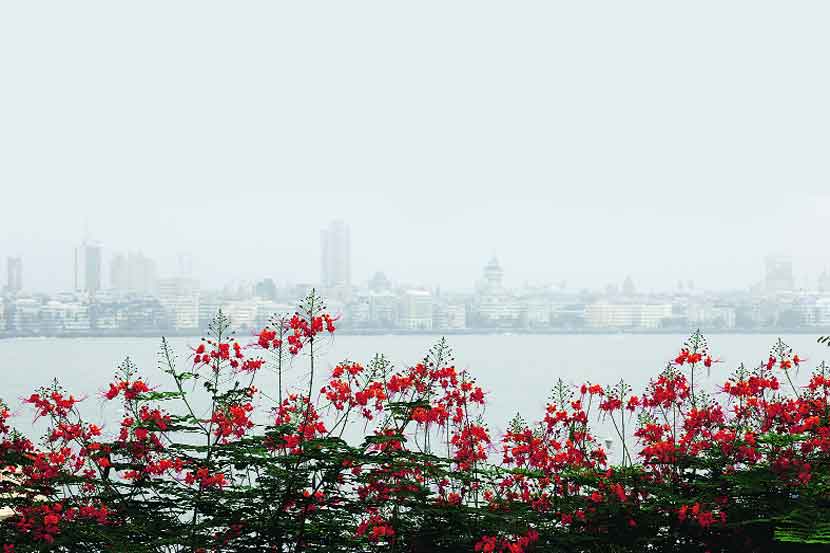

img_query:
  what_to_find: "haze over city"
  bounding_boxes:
[3,2,830,294]
[6,4,830,551]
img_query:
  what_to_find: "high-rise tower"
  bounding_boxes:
[76,240,102,296]
[320,220,351,292]
[6,257,22,293]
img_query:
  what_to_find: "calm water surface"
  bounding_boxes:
[1,334,824,444]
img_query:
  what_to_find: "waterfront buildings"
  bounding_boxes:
[434,302,466,330]
[6,247,830,336]
[473,258,521,327]
[158,277,200,330]
[369,290,398,327]
[398,290,434,330]
[687,303,737,330]
[7,297,43,335]
[584,301,672,329]
[41,298,91,334]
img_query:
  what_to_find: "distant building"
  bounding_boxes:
[791,297,817,327]
[199,291,223,329]
[254,278,278,300]
[765,255,794,293]
[369,290,398,327]
[819,270,830,293]
[585,302,672,329]
[90,292,128,331]
[222,299,258,330]
[520,295,553,328]
[110,252,157,295]
[110,254,128,291]
[687,304,737,330]
[551,303,587,329]
[473,257,521,327]
[41,299,91,334]
[434,302,466,330]
[123,297,168,332]
[254,299,295,328]
[347,297,371,327]
[77,241,103,296]
[638,304,673,329]
[158,278,200,330]
[9,297,42,335]
[6,257,22,294]
[815,298,830,327]
[369,271,391,293]
[622,276,636,297]
[399,290,433,330]
[222,281,255,301]
[321,220,351,299]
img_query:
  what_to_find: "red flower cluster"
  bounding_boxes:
[272,395,328,454]
[185,467,226,489]
[24,391,78,418]
[355,512,395,543]
[475,530,539,553]
[257,328,282,349]
[678,502,725,528]
[15,502,109,544]
[210,402,254,441]
[285,312,336,355]
[104,378,150,400]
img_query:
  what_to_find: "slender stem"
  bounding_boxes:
[277,320,285,407]
[784,369,800,399]
[690,363,695,407]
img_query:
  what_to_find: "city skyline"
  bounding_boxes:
[1,233,827,297]
[4,219,830,295]
[3,221,830,337]
[3,248,830,337]
[3,3,830,296]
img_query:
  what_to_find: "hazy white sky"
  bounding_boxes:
[1,2,829,293]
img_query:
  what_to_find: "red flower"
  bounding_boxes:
[185,467,226,489]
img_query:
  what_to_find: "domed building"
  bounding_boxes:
[473,257,520,327]
[482,257,504,291]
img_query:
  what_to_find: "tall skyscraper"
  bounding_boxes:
[321,220,351,291]
[6,257,22,293]
[78,241,102,296]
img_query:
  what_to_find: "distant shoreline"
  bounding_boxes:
[1,328,829,340]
